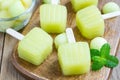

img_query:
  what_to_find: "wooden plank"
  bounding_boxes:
[1,34,26,80]
[0,73,1,80]
[110,41,120,80]
[11,0,120,80]
[0,33,5,71]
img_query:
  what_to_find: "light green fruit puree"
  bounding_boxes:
[18,27,53,65]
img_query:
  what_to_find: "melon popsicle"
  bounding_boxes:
[71,0,98,12]
[6,27,53,65]
[76,5,120,39]
[40,0,67,33]
[58,28,91,75]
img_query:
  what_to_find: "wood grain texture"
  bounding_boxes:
[1,34,26,80]
[0,33,4,71]
[11,0,120,80]
[110,41,120,80]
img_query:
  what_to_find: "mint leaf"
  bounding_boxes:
[91,43,119,71]
[92,56,106,71]
[90,49,100,59]
[100,43,110,58]
[105,55,119,68]
[92,61,104,71]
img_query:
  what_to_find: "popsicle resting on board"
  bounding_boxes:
[7,27,53,65]
[76,5,120,39]
[70,0,98,12]
[58,28,91,75]
[40,0,67,33]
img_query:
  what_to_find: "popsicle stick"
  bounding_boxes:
[102,11,120,19]
[51,0,60,5]
[6,28,24,41]
[66,28,76,43]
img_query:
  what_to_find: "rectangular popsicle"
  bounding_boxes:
[71,0,98,12]
[76,6,105,39]
[18,27,53,65]
[58,42,91,75]
[40,4,67,33]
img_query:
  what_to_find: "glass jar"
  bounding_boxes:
[0,0,36,32]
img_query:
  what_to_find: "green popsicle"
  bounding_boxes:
[40,4,67,33]
[58,28,91,75]
[71,0,98,12]
[76,6,105,39]
[58,42,91,75]
[18,27,53,65]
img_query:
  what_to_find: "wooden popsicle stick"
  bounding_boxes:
[66,28,76,43]
[6,28,24,41]
[102,11,120,19]
[51,0,60,5]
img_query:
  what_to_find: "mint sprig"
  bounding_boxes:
[90,43,119,71]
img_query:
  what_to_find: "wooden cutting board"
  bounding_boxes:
[11,0,120,80]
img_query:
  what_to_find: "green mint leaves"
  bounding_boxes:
[91,43,119,71]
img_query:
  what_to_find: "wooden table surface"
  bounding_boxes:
[0,0,120,80]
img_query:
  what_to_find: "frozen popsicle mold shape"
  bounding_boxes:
[7,27,53,65]
[58,42,91,75]
[76,5,120,39]
[40,4,67,33]
[58,28,91,75]
[76,6,104,39]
